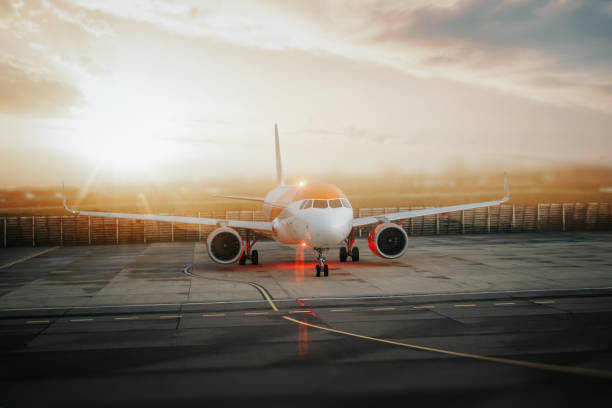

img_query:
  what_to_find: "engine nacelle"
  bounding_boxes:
[368,223,408,259]
[206,227,244,264]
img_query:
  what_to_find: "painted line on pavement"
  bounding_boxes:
[282,316,612,380]
[3,287,609,313]
[0,247,59,270]
[183,264,279,312]
[247,282,279,312]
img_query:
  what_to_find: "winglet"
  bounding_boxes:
[274,124,284,186]
[503,172,510,202]
[62,181,79,215]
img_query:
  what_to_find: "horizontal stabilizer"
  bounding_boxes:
[213,194,266,202]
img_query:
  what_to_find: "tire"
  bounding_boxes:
[316,264,321,277]
[339,247,347,262]
[239,253,246,265]
[323,264,329,277]
[251,250,259,265]
[351,246,360,262]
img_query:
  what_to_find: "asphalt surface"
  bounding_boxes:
[1,233,612,407]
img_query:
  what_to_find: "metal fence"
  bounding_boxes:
[1,203,610,247]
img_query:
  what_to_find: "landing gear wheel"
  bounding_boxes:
[339,247,348,262]
[351,246,360,262]
[316,264,321,277]
[323,264,329,277]
[239,253,247,265]
[251,250,259,265]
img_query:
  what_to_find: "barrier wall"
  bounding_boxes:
[1,203,610,247]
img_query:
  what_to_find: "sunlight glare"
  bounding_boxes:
[63,74,185,173]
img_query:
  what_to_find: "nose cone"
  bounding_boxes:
[306,210,352,247]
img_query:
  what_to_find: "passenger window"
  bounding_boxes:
[341,199,351,208]
[313,199,328,209]
[329,199,342,208]
[304,199,312,209]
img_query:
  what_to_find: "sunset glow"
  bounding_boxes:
[1,0,611,189]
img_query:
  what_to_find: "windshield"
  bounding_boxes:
[329,199,342,208]
[313,199,328,209]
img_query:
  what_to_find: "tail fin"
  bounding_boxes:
[503,172,510,201]
[275,124,284,186]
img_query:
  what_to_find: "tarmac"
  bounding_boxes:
[1,232,612,407]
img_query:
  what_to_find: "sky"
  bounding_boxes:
[1,0,612,188]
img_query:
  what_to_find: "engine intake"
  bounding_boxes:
[206,227,244,264]
[368,223,408,259]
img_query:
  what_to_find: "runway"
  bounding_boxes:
[1,232,612,406]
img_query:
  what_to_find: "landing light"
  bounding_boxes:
[301,241,307,247]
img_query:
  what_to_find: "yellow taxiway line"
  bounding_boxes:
[248,282,279,312]
[0,247,59,270]
[282,315,612,380]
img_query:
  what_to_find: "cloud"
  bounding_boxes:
[0,58,83,115]
[363,0,612,108]
[292,126,407,144]
[0,0,116,115]
[373,1,612,64]
[76,0,612,112]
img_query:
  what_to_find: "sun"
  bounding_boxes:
[60,74,186,172]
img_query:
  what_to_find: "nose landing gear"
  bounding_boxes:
[314,248,329,277]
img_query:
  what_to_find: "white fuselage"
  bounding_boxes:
[262,182,353,248]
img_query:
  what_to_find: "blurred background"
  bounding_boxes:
[1,0,611,215]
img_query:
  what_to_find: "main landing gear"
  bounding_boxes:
[238,234,259,265]
[314,248,329,277]
[339,233,360,263]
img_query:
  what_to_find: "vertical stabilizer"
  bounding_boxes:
[275,124,284,186]
[503,172,510,201]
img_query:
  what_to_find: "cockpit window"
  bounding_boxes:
[341,199,351,208]
[329,199,342,208]
[313,199,328,209]
[303,199,312,209]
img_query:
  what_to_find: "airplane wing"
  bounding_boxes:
[62,184,273,233]
[213,194,266,202]
[353,174,510,228]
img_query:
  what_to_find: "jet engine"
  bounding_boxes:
[206,227,244,264]
[368,223,408,259]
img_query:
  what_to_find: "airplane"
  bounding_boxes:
[63,124,509,277]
